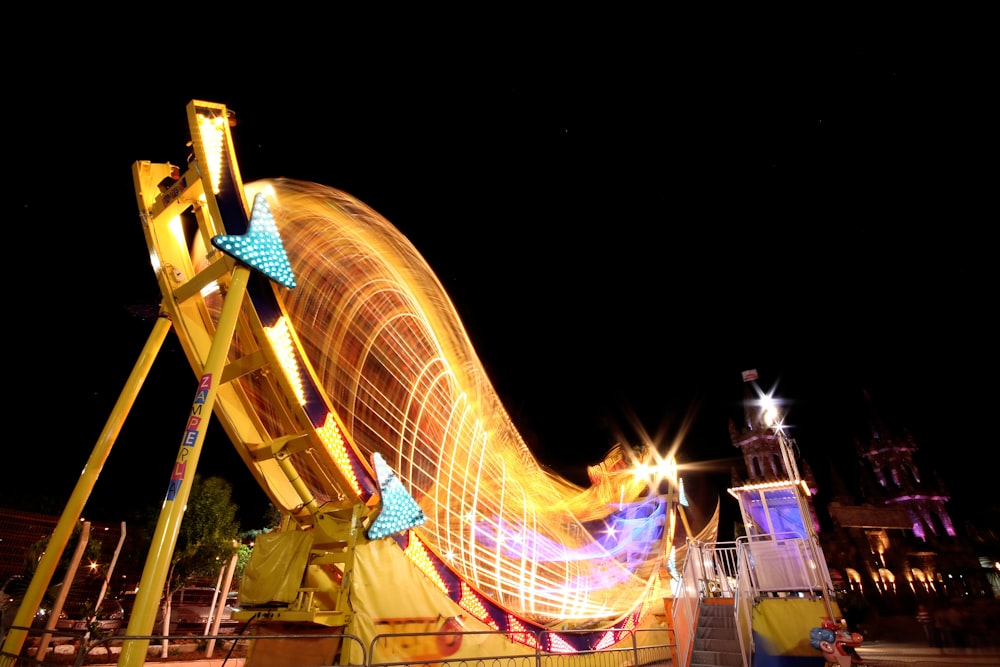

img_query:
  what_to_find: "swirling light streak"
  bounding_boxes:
[131,104,717,658]
[231,178,669,630]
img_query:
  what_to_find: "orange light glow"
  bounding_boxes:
[225,179,672,628]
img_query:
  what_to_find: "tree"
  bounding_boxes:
[235,543,253,583]
[23,523,103,583]
[261,502,283,531]
[160,475,240,641]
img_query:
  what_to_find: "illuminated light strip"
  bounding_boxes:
[316,413,362,496]
[458,581,493,628]
[401,533,450,593]
[548,633,578,654]
[266,318,306,405]
[195,113,226,194]
[731,479,803,492]
[593,630,620,650]
[505,616,541,649]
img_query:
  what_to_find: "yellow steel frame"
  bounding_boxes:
[0,101,372,667]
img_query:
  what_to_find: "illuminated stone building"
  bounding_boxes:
[727,382,995,624]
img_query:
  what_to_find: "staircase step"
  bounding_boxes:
[696,626,738,641]
[690,648,744,667]
[690,600,742,667]
[693,637,741,653]
[697,616,736,629]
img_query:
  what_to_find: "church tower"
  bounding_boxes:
[854,391,955,541]
[725,376,989,606]
[728,370,821,534]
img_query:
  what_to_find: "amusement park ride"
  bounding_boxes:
[0,101,849,667]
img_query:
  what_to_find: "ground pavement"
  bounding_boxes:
[854,638,1000,666]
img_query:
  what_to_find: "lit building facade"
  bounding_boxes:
[728,383,996,626]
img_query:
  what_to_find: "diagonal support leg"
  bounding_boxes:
[118,265,251,667]
[0,315,172,665]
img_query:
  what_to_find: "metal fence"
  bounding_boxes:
[0,625,675,667]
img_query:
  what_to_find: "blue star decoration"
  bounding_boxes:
[211,193,297,288]
[366,452,427,540]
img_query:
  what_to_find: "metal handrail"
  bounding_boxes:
[1,624,675,667]
[671,535,838,667]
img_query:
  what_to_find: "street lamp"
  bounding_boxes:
[626,449,694,590]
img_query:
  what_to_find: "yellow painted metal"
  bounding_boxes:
[0,316,171,666]
[131,102,361,523]
[118,264,251,667]
[3,101,372,666]
[119,102,367,658]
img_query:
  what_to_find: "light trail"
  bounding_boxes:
[215,177,670,628]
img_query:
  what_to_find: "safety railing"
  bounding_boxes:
[671,540,742,667]
[671,535,838,667]
[739,534,831,596]
[1,624,674,667]
[367,626,672,667]
[0,627,357,666]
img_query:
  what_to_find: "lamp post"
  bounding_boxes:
[627,450,693,594]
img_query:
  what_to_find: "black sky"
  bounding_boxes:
[8,16,994,531]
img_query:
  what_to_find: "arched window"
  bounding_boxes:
[878,567,897,593]
[845,568,862,591]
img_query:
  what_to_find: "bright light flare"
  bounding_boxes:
[760,394,783,428]
[753,383,793,432]
[628,447,678,489]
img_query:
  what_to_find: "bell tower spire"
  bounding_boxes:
[855,390,955,540]
[730,369,801,484]
[729,369,821,534]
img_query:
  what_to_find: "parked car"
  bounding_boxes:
[55,597,124,634]
[3,574,125,636]
[1,575,51,635]
[121,585,240,635]
[167,586,240,635]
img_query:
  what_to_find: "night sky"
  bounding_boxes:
[8,17,994,534]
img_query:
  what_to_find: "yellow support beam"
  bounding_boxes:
[118,265,252,667]
[0,316,171,665]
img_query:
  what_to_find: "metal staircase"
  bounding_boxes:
[689,600,742,667]
[671,531,839,667]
